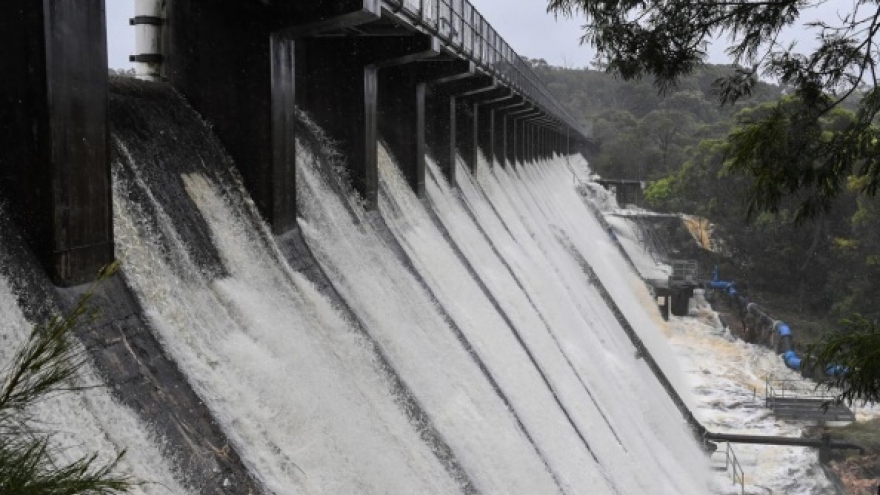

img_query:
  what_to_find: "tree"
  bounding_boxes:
[547,0,880,221]
[0,265,135,494]
[808,316,880,405]
[639,109,696,173]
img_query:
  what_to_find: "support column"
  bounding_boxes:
[379,59,471,197]
[522,114,551,162]
[270,34,297,233]
[432,72,497,178]
[165,1,381,231]
[296,35,437,208]
[0,0,112,286]
[540,128,548,159]
[496,98,529,167]
[455,83,500,173]
[425,67,481,185]
[519,109,544,164]
[507,105,539,165]
[475,89,517,167]
[463,86,512,169]
[527,119,558,161]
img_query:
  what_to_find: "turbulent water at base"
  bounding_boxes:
[0,217,191,494]
[0,78,735,494]
[603,198,854,494]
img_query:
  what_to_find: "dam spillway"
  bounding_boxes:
[0,77,710,494]
[0,2,718,494]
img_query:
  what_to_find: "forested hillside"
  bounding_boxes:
[530,59,880,336]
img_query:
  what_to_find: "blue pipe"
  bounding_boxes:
[783,350,802,369]
[774,321,792,337]
[708,267,844,375]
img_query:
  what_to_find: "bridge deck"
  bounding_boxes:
[383,0,587,136]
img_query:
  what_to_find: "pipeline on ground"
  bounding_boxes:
[707,267,846,377]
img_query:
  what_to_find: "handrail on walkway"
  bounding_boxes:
[716,442,745,495]
[384,0,588,137]
[765,378,839,406]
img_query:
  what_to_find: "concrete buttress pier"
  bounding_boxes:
[422,63,473,186]
[453,82,503,173]
[166,0,509,213]
[474,89,516,165]
[164,0,305,234]
[162,1,592,219]
[2,1,592,286]
[378,59,472,197]
[428,71,493,184]
[0,0,113,287]
[295,33,437,207]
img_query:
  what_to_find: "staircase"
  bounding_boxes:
[765,379,855,424]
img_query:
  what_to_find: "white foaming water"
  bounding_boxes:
[603,214,672,282]
[378,149,614,493]
[112,141,460,494]
[670,300,836,495]
[297,143,561,494]
[443,155,710,494]
[576,177,841,493]
[107,106,735,494]
[500,157,696,403]
[0,240,190,494]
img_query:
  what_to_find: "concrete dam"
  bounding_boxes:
[0,1,711,494]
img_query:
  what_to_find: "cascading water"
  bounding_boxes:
[595,186,844,494]
[378,149,710,495]
[110,81,462,494]
[297,143,564,494]
[1,75,735,494]
[0,214,191,495]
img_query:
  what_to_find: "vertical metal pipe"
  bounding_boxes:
[131,0,164,79]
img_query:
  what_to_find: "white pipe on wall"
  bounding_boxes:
[131,0,164,80]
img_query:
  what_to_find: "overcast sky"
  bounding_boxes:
[107,0,851,70]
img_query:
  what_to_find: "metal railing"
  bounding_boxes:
[384,0,588,138]
[765,378,839,407]
[716,442,746,495]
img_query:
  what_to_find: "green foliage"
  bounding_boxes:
[526,59,784,181]
[541,0,880,404]
[547,0,880,218]
[807,316,880,406]
[643,176,675,205]
[0,263,135,495]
